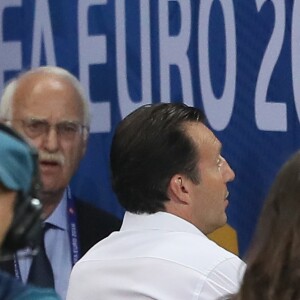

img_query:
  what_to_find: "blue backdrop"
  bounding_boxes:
[1,0,299,256]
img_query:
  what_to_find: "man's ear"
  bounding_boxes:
[167,175,190,205]
[80,131,89,157]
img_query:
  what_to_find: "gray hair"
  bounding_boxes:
[0,66,91,127]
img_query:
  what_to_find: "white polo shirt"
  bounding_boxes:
[67,211,246,300]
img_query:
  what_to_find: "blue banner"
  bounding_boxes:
[1,0,299,255]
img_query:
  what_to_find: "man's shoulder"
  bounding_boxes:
[151,230,244,272]
[184,232,243,264]
[183,233,246,280]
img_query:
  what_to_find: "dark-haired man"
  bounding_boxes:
[67,103,246,300]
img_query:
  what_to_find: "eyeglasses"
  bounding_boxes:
[13,118,88,140]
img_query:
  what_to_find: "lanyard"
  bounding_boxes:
[14,186,80,279]
[66,186,80,265]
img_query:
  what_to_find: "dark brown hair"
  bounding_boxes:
[110,103,205,214]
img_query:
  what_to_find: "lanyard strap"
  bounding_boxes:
[66,186,80,265]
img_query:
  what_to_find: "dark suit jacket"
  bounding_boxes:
[0,199,122,275]
[75,199,122,255]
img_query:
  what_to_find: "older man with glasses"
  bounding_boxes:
[0,66,121,300]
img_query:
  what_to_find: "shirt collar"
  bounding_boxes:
[45,190,68,231]
[121,211,205,237]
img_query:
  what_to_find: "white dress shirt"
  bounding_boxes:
[67,211,246,300]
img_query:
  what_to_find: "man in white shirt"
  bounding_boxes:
[67,103,246,300]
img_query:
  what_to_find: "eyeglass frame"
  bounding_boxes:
[6,118,89,140]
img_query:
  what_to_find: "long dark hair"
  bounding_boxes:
[231,151,300,300]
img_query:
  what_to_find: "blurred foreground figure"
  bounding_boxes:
[0,123,59,299]
[230,150,300,300]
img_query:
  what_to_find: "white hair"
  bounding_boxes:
[0,66,91,127]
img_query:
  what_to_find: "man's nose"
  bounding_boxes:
[223,159,235,182]
[43,127,59,152]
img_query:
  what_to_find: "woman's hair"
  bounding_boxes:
[231,150,300,300]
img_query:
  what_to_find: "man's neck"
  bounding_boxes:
[39,189,65,219]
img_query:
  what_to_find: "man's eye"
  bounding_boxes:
[60,124,78,133]
[27,121,44,130]
[217,156,223,167]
